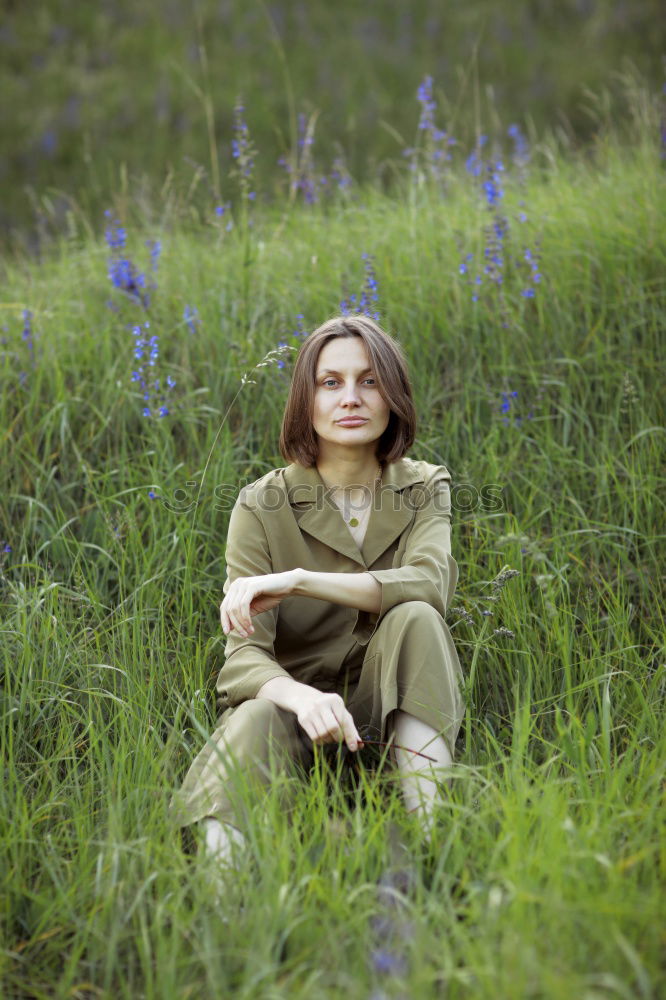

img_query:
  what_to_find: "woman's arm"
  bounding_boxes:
[256,675,363,751]
[347,467,458,645]
[216,500,294,707]
[291,569,382,614]
[292,468,456,636]
[223,467,455,634]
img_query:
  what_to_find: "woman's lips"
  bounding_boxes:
[336,418,368,426]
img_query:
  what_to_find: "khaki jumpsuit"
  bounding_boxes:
[168,457,465,830]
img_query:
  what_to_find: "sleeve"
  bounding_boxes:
[350,467,459,646]
[215,494,293,708]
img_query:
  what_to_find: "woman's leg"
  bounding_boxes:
[169,698,313,851]
[346,600,464,836]
[391,710,453,835]
[201,817,247,866]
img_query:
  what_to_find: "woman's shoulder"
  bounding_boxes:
[391,456,453,486]
[236,466,291,512]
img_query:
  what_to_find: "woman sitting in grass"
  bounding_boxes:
[169,314,465,863]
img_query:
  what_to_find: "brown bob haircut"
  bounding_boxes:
[279,315,417,468]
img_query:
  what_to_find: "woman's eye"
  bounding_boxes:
[321,378,375,388]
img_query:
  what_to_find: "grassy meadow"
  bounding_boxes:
[2,0,665,252]
[1,78,665,998]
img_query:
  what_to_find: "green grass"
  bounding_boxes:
[0,103,664,997]
[2,0,665,251]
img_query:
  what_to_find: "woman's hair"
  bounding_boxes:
[279,315,417,467]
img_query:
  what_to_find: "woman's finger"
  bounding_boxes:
[312,711,333,743]
[322,707,344,742]
[333,705,363,752]
[239,593,254,634]
[227,607,248,637]
[305,722,321,745]
[228,584,253,634]
[220,600,232,634]
[225,584,253,637]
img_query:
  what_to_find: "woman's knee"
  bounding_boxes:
[382,600,443,629]
[223,698,293,751]
[226,699,315,774]
[231,697,286,727]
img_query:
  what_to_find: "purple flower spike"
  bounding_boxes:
[412,74,456,180]
[184,304,199,336]
[231,98,257,202]
[341,255,381,321]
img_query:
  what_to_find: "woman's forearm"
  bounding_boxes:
[292,568,382,614]
[256,674,318,713]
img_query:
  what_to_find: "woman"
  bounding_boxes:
[169,315,465,863]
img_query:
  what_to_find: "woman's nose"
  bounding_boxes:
[341,383,362,404]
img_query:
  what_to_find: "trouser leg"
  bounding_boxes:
[346,600,465,757]
[345,600,464,826]
[168,698,313,833]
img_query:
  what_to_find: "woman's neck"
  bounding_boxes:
[316,456,383,491]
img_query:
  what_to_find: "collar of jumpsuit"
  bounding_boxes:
[281,456,430,570]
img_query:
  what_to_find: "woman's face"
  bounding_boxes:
[312,336,391,455]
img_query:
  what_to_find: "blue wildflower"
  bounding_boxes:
[131,322,175,418]
[104,211,126,250]
[330,156,352,190]
[40,129,58,156]
[340,293,357,315]
[341,254,381,322]
[371,949,408,976]
[184,304,200,335]
[21,309,34,356]
[499,389,528,428]
[105,212,150,308]
[297,111,314,150]
[146,239,161,272]
[410,75,456,180]
[17,309,37,387]
[501,390,518,415]
[465,136,487,177]
[231,98,257,202]
[482,161,504,208]
[508,123,529,168]
[417,75,436,132]
[278,112,322,204]
[294,314,307,338]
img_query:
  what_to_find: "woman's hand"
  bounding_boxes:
[295,690,364,752]
[220,569,299,638]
